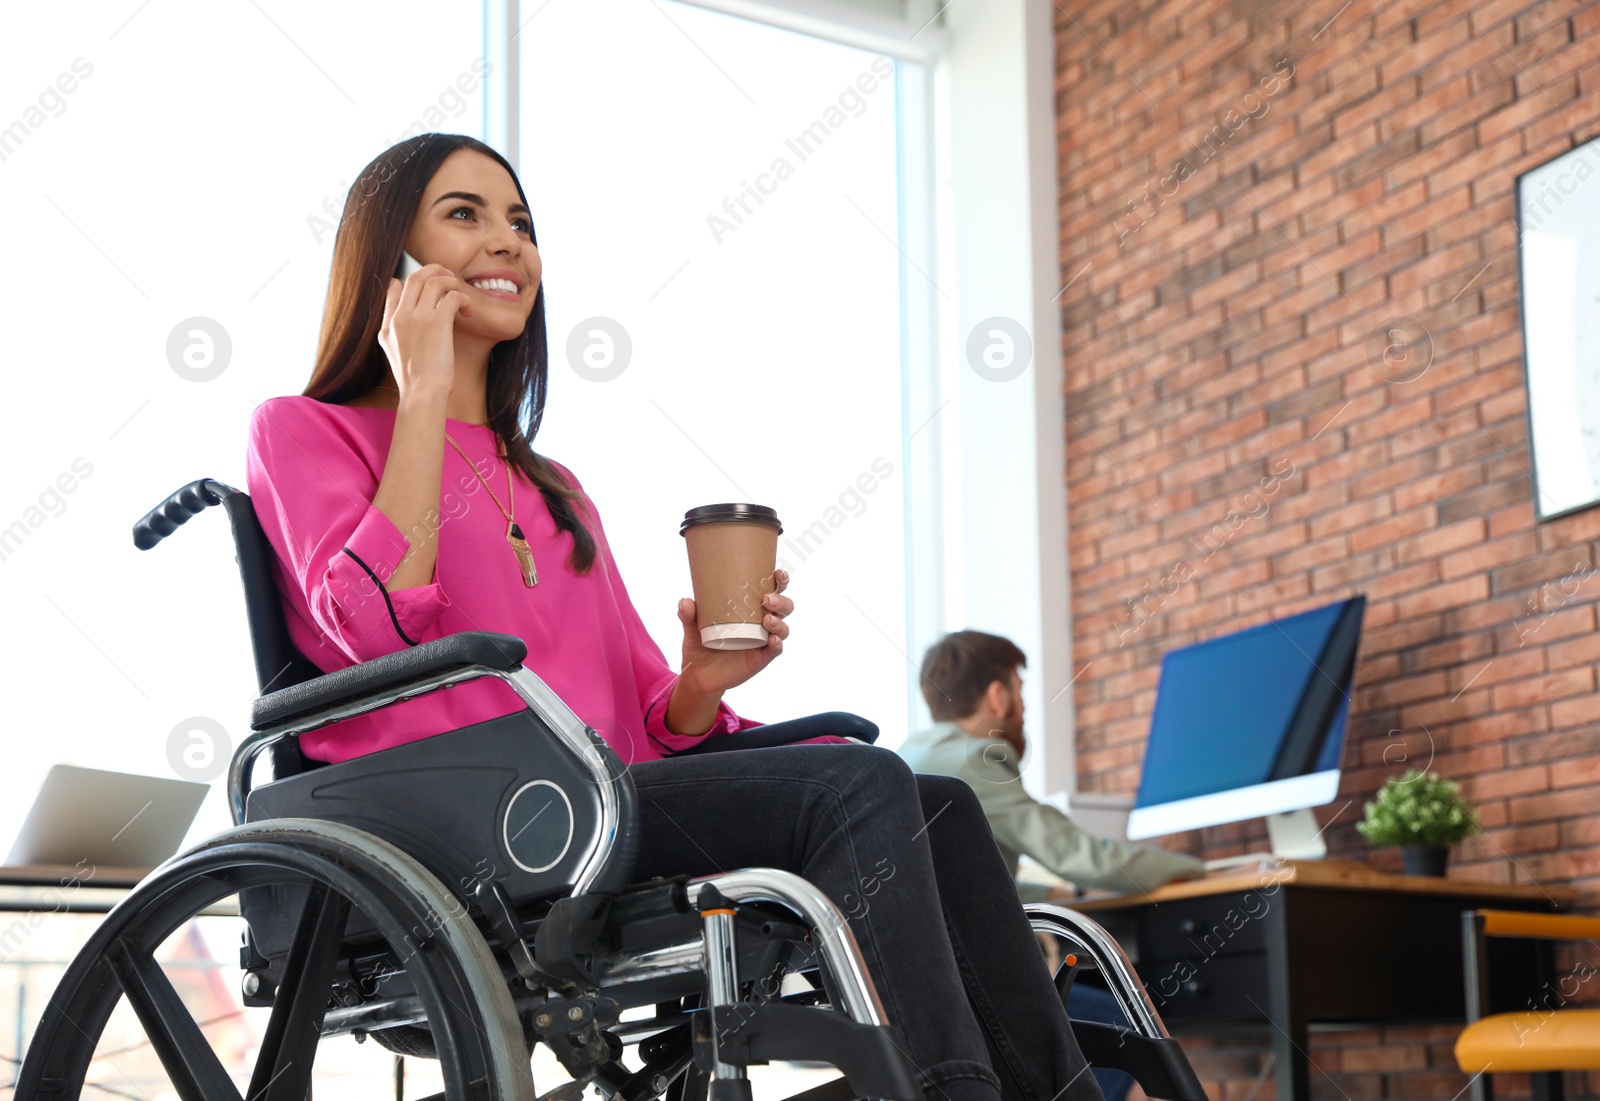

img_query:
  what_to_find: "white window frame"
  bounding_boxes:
[483,0,1076,796]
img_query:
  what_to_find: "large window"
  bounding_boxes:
[0,0,489,847]
[1,6,486,1091]
[519,2,908,740]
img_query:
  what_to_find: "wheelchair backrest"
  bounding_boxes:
[221,488,327,697]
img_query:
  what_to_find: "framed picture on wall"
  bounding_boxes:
[1516,136,1600,520]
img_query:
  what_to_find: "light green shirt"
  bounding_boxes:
[897,721,1206,900]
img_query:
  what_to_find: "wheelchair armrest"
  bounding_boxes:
[668,711,879,755]
[250,631,528,731]
[1072,1021,1206,1101]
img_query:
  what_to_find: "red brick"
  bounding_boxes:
[1550,695,1600,730]
[1393,517,1488,565]
[1547,631,1600,672]
[1463,765,1551,802]
[1402,630,1495,675]
[1490,668,1597,711]
[1350,507,1439,553]
[1392,467,1485,513]
[1341,1044,1429,1073]
[1382,184,1474,250]
[1396,576,1493,619]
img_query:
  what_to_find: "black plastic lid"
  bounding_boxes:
[680,503,782,536]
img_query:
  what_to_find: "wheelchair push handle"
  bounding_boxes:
[133,478,238,549]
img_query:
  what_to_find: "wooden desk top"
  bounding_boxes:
[1065,858,1579,911]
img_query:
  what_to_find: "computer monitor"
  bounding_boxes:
[1125,595,1366,860]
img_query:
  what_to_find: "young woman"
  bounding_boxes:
[246,132,1102,1101]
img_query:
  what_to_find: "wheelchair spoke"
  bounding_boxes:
[668,1060,710,1101]
[249,877,352,1101]
[19,821,535,1101]
[105,936,246,1101]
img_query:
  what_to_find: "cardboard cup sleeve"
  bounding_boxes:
[681,504,783,651]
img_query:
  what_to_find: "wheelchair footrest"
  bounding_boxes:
[692,1003,921,1101]
[1071,1020,1207,1101]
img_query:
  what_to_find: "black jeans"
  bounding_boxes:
[629,744,1103,1101]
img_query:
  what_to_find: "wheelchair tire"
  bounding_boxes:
[16,818,536,1101]
[372,1021,442,1058]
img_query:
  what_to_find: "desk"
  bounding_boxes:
[1069,859,1577,1101]
[0,864,146,914]
[0,864,238,915]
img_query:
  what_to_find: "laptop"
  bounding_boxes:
[6,765,209,870]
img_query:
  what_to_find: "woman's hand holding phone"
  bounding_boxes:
[369,249,474,592]
[379,251,473,404]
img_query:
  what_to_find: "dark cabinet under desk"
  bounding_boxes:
[1069,860,1574,1101]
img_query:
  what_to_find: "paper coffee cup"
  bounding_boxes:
[680,504,783,650]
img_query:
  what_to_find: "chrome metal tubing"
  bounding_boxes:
[595,871,885,1029]
[321,996,428,1037]
[1024,902,1167,1038]
[597,937,706,987]
[687,869,886,1028]
[229,663,495,825]
[501,666,623,898]
[701,906,746,1083]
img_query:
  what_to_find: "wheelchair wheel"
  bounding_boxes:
[17,818,535,1101]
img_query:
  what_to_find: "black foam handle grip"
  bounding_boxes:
[133,478,238,550]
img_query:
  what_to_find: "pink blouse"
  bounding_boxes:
[245,394,760,764]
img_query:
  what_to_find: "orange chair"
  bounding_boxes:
[1455,909,1600,1101]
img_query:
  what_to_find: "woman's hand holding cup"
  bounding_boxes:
[675,568,792,697]
[676,503,788,697]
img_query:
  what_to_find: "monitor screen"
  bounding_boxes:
[1127,595,1364,839]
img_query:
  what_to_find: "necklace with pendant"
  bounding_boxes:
[443,432,537,587]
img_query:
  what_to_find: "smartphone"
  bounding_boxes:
[396,250,470,317]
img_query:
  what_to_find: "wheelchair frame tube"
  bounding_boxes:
[230,664,625,899]
[701,906,749,1086]
[1024,903,1168,1038]
[323,996,427,1037]
[689,871,888,1027]
[594,870,888,1031]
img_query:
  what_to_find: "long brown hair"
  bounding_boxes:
[303,132,597,575]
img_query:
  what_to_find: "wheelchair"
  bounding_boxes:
[17,478,1206,1101]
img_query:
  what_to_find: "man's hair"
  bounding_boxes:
[919,631,1027,721]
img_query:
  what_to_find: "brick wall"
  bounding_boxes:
[1054,0,1600,1095]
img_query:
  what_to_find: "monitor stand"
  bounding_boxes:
[1266,808,1327,861]
[1204,809,1329,871]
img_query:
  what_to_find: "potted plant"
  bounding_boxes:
[1356,769,1481,876]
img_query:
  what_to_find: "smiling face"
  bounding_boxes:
[404,148,543,344]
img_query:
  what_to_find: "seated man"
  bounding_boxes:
[900,629,1204,898]
[900,630,1205,1101]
